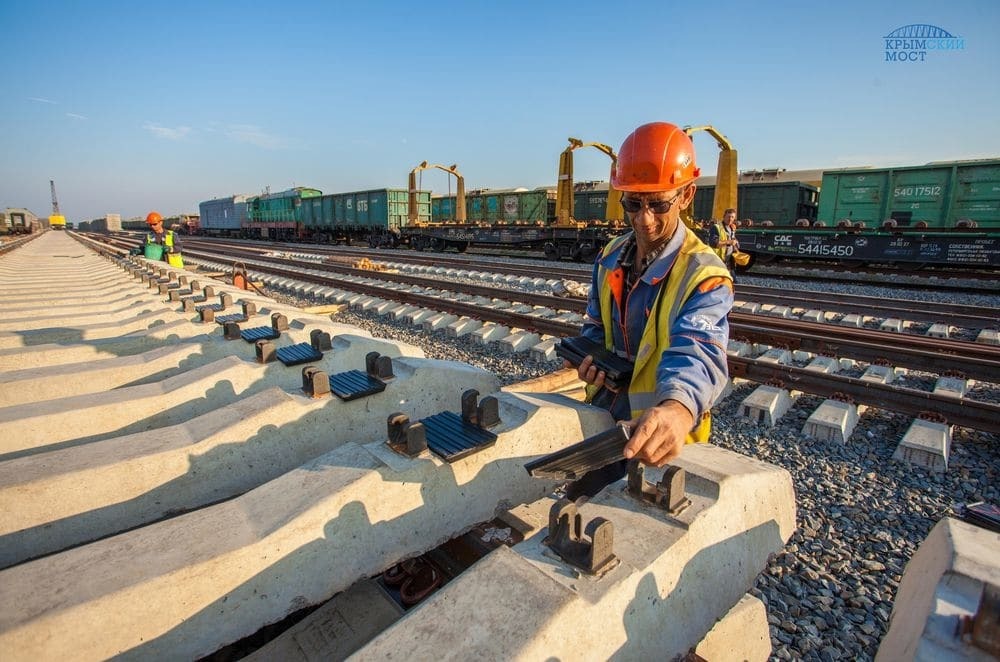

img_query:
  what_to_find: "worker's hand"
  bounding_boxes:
[621,400,694,467]
[563,354,614,391]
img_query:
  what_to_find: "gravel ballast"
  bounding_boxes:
[263,269,999,661]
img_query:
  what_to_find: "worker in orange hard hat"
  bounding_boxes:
[562,122,734,498]
[143,211,184,268]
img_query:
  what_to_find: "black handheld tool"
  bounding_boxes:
[525,423,632,480]
[555,336,633,390]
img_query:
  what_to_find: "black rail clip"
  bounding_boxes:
[544,499,618,577]
[302,366,331,398]
[310,329,332,351]
[461,388,500,429]
[387,412,428,457]
[223,321,242,341]
[627,461,691,516]
[255,339,276,364]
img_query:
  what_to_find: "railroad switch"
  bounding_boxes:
[544,499,618,577]
[627,461,691,516]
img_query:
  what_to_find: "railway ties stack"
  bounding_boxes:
[0,232,807,660]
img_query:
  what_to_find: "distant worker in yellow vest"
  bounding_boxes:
[564,122,734,496]
[144,211,184,268]
[709,208,740,275]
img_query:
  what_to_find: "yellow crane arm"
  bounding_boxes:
[409,161,465,224]
[684,125,738,225]
[555,138,623,226]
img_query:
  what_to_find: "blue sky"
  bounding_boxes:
[1,0,997,222]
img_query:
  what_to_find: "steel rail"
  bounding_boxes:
[112,247,1000,433]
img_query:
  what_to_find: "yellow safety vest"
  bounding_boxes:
[146,230,184,268]
[596,227,731,443]
[713,222,729,262]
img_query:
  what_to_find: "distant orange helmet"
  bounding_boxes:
[146,211,163,225]
[612,122,700,192]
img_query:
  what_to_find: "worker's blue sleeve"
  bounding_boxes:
[654,282,733,420]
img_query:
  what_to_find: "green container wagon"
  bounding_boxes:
[573,190,611,222]
[693,182,818,225]
[817,160,1000,229]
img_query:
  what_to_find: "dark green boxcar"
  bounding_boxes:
[305,189,430,231]
[573,189,611,222]
[694,182,818,225]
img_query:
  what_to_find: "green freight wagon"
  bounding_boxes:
[432,196,461,222]
[694,182,818,225]
[573,189,611,222]
[246,187,322,224]
[301,188,431,243]
[461,189,555,224]
[817,159,1000,229]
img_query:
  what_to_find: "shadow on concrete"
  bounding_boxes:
[9,400,603,660]
[612,518,785,660]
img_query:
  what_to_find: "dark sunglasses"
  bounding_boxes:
[620,193,681,215]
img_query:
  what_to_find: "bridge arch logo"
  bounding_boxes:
[885,24,965,62]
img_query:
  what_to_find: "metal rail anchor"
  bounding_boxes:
[626,460,691,516]
[544,499,618,577]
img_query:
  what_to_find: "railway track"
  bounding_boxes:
[105,235,1000,333]
[110,232,999,293]
[96,236,999,434]
[4,232,997,660]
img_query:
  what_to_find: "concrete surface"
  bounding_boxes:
[0,392,614,661]
[352,443,796,660]
[877,517,1000,661]
[0,358,499,568]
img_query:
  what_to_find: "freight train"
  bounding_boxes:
[0,208,42,235]
[191,157,999,268]
[198,185,617,260]
[738,159,1000,269]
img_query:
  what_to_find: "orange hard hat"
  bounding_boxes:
[146,211,163,225]
[612,122,700,192]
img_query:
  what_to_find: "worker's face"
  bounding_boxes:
[151,221,163,232]
[724,211,737,224]
[621,185,694,247]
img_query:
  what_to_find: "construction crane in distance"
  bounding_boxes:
[49,180,67,230]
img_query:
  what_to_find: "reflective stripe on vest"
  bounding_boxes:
[713,223,728,262]
[597,227,731,443]
[146,230,175,248]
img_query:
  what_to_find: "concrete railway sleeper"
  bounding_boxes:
[0,231,994,660]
